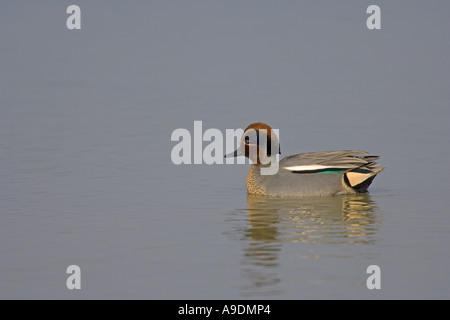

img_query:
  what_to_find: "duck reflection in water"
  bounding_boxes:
[244,193,380,244]
[237,193,381,296]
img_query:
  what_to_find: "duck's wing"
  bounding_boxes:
[280,150,385,192]
[280,150,383,174]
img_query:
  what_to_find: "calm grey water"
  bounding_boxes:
[1,1,450,299]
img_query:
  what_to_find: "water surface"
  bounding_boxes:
[1,1,450,299]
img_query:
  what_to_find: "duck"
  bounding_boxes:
[225,122,384,197]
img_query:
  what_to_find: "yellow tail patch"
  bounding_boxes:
[346,172,373,187]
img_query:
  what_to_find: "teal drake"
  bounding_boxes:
[225,122,384,197]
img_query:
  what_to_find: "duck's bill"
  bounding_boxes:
[224,149,243,158]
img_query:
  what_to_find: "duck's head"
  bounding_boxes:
[225,122,281,165]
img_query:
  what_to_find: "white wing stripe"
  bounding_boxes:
[284,165,335,171]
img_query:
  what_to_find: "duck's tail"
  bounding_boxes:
[344,156,385,192]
